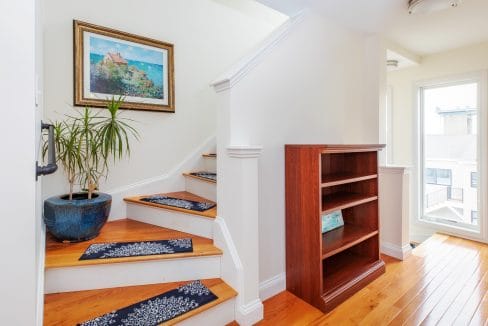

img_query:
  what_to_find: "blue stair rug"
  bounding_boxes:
[190,172,217,182]
[140,195,216,212]
[78,280,218,326]
[79,239,193,260]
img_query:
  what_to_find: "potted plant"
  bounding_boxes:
[43,97,139,242]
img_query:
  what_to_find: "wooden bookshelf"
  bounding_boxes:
[285,144,385,313]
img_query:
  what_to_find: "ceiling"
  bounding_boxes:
[256,0,488,56]
[384,0,488,55]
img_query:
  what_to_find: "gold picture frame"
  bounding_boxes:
[74,20,175,112]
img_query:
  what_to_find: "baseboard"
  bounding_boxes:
[380,241,412,260]
[236,298,263,326]
[259,272,286,301]
[107,135,216,219]
[214,218,264,325]
[178,297,235,326]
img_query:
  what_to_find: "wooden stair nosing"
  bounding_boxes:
[44,278,237,326]
[124,191,217,219]
[183,172,217,184]
[45,219,222,269]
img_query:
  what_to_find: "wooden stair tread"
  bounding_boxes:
[44,278,237,326]
[45,219,222,269]
[183,171,217,184]
[124,191,217,218]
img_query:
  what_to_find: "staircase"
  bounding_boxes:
[43,153,238,325]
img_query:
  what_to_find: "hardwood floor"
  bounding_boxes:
[44,278,236,325]
[258,234,488,325]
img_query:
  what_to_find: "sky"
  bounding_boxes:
[424,82,478,135]
[89,35,163,65]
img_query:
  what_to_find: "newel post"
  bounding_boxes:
[212,80,264,324]
[221,145,263,324]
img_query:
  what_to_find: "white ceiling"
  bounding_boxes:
[384,0,488,55]
[256,0,488,56]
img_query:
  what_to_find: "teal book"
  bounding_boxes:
[321,210,344,233]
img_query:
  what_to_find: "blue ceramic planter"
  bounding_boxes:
[44,192,111,242]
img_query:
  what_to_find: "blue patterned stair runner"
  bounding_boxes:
[140,195,216,212]
[190,172,217,182]
[79,239,193,260]
[78,280,218,326]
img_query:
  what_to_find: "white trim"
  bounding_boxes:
[379,165,411,175]
[214,217,244,271]
[36,225,46,326]
[259,272,286,301]
[184,175,216,201]
[227,145,263,158]
[214,217,265,325]
[213,217,244,321]
[236,299,264,326]
[386,85,394,164]
[178,297,236,326]
[380,241,412,260]
[45,255,222,293]
[107,135,215,219]
[211,11,305,92]
[127,204,214,239]
[412,71,488,242]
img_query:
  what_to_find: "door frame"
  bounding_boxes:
[0,0,41,324]
[412,71,488,243]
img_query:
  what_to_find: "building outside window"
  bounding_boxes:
[426,168,452,186]
[471,172,478,188]
[471,210,479,225]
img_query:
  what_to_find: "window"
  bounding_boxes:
[471,172,478,188]
[471,211,479,225]
[425,168,452,186]
[420,80,480,231]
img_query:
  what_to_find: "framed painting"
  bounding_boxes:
[74,20,175,112]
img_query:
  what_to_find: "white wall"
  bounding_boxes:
[0,0,38,324]
[226,11,381,283]
[41,0,286,200]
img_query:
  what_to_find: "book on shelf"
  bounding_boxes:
[321,210,344,233]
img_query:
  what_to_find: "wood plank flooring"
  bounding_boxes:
[258,234,488,325]
[45,219,221,268]
[44,278,236,325]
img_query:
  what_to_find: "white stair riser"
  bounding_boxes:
[127,204,214,238]
[203,157,217,173]
[185,177,216,202]
[45,256,221,293]
[178,297,235,326]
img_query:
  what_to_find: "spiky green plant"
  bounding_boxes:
[44,96,139,200]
